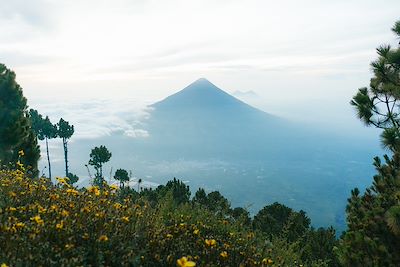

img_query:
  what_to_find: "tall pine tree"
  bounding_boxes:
[57,118,74,177]
[336,20,400,266]
[0,63,40,176]
[29,109,58,178]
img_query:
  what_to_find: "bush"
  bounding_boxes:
[0,168,315,266]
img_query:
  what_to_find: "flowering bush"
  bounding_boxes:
[0,167,322,266]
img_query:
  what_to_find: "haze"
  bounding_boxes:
[0,0,398,139]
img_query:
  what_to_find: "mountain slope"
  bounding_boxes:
[143,78,313,160]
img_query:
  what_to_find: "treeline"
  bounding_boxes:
[119,178,339,265]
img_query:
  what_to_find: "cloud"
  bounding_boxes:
[28,97,151,140]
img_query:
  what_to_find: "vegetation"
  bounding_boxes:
[0,63,40,177]
[57,118,74,177]
[114,168,130,188]
[89,145,112,187]
[0,164,336,266]
[29,109,58,179]
[336,20,400,266]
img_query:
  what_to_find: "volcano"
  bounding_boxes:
[144,78,310,160]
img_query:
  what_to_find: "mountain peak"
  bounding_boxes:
[150,78,266,116]
[185,78,220,92]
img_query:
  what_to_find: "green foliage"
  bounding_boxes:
[0,63,40,176]
[114,168,129,187]
[67,172,79,185]
[57,118,74,140]
[29,109,58,178]
[253,202,310,242]
[231,207,251,226]
[301,227,338,266]
[350,20,400,151]
[1,169,328,266]
[89,145,112,186]
[155,178,191,205]
[337,20,400,266]
[57,118,74,177]
[192,188,231,215]
[336,153,400,266]
[192,188,208,205]
[29,109,58,141]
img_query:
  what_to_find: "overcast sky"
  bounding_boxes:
[1,0,399,138]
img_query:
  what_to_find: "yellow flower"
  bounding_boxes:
[38,206,47,214]
[61,210,69,217]
[177,256,196,267]
[15,222,25,228]
[82,233,90,240]
[18,150,24,156]
[8,207,17,212]
[220,251,228,258]
[121,216,130,223]
[49,194,60,200]
[1,263,9,267]
[113,203,122,209]
[65,243,74,250]
[193,229,200,235]
[110,184,118,190]
[88,186,101,196]
[205,239,216,247]
[166,234,173,239]
[30,215,44,226]
[262,258,273,265]
[81,206,90,213]
[56,177,67,185]
[66,188,79,196]
[56,221,64,230]
[98,235,108,242]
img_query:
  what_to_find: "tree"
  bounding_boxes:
[0,63,40,176]
[231,207,251,225]
[191,188,231,215]
[192,188,208,206]
[137,178,142,192]
[155,178,190,205]
[301,227,338,266]
[88,145,112,186]
[350,20,400,151]
[29,109,58,179]
[206,191,231,214]
[253,202,309,241]
[67,172,79,185]
[114,168,129,188]
[57,118,74,177]
[336,20,400,266]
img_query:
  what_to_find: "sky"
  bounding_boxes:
[1,0,399,139]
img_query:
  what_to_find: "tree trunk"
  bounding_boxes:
[63,138,68,177]
[45,137,52,179]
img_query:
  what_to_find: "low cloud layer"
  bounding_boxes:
[28,97,151,140]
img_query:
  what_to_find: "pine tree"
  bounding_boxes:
[88,145,112,186]
[0,63,40,175]
[29,109,58,178]
[114,168,129,188]
[57,118,74,177]
[336,20,400,266]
